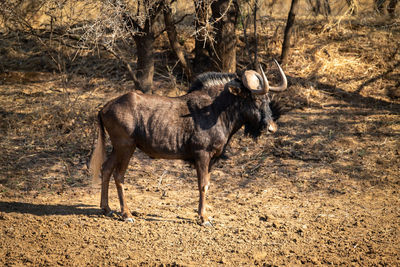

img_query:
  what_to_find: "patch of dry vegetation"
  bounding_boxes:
[0,8,399,197]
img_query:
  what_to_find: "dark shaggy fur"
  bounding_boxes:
[189,72,238,97]
[269,99,283,121]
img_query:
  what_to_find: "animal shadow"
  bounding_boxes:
[0,201,100,217]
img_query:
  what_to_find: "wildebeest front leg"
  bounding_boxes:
[195,154,211,226]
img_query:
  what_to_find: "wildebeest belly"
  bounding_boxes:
[133,113,194,160]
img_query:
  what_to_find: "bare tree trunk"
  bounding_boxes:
[307,0,331,17]
[134,34,155,93]
[281,0,300,65]
[120,1,164,93]
[253,0,259,69]
[240,1,259,69]
[241,5,251,61]
[163,3,193,81]
[211,0,239,73]
[388,0,398,17]
[194,0,212,73]
[323,0,331,17]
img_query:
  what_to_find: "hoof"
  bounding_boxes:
[199,216,214,227]
[124,217,134,223]
[105,210,114,217]
[202,221,213,227]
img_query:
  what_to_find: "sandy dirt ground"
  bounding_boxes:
[1,91,399,265]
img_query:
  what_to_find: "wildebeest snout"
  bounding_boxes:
[267,120,278,133]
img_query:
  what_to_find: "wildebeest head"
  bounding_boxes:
[227,59,287,139]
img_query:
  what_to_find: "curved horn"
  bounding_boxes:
[242,69,269,95]
[242,60,287,95]
[269,59,287,92]
[259,64,269,95]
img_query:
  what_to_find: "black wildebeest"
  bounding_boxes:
[89,60,287,225]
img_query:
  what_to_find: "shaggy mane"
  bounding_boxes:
[189,72,238,93]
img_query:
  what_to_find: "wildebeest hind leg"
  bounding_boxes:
[100,149,117,216]
[113,146,135,222]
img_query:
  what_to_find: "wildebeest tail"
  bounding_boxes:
[89,112,106,185]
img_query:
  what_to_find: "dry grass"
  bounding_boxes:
[0,12,399,195]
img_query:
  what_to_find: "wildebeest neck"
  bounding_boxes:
[186,89,244,136]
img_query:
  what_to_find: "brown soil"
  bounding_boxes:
[1,16,400,266]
